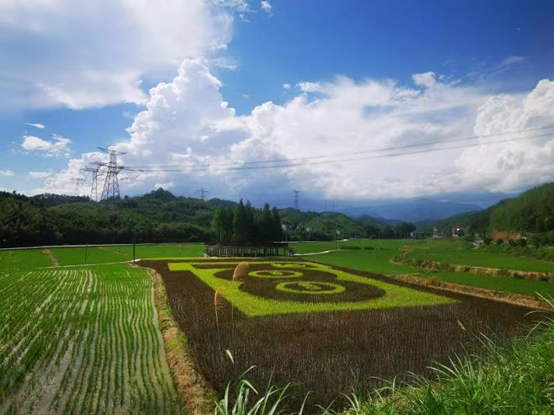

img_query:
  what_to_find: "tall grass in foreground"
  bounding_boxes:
[214,367,308,415]
[215,301,554,415]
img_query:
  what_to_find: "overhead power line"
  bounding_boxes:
[125,124,554,171]
[124,129,554,173]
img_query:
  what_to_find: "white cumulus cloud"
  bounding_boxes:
[25,123,46,129]
[0,0,236,109]
[29,170,55,179]
[154,181,175,190]
[22,134,72,158]
[261,1,273,14]
[0,170,14,177]
[454,79,554,193]
[297,82,323,93]
[43,60,554,202]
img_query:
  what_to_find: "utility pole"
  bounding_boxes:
[293,190,300,210]
[98,147,126,200]
[196,188,210,201]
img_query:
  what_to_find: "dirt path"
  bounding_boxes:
[294,249,342,256]
[43,249,59,267]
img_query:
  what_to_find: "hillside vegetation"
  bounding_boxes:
[491,182,554,235]
[434,182,554,244]
[0,190,399,247]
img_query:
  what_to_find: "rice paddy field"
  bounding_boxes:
[50,243,204,266]
[1,240,553,413]
[405,242,554,273]
[0,263,180,414]
[142,258,537,410]
[298,239,554,299]
[0,249,52,271]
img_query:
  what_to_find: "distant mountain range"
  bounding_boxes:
[338,199,484,222]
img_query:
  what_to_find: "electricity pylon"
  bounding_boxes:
[98,147,126,200]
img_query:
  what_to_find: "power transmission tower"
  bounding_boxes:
[196,188,210,200]
[293,190,300,210]
[71,177,86,196]
[82,161,105,202]
[98,147,126,200]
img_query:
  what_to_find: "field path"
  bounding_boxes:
[43,249,59,267]
[295,249,341,256]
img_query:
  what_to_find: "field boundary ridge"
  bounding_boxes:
[142,265,216,414]
[394,274,551,310]
[392,256,554,283]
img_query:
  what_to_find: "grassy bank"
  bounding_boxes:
[419,271,554,299]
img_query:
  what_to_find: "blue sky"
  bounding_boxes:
[0,0,553,209]
[220,0,553,113]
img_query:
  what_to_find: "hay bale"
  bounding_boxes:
[233,262,250,281]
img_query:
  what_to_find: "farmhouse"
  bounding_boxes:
[451,224,466,238]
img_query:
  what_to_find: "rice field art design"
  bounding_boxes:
[141,258,537,409]
[166,260,453,316]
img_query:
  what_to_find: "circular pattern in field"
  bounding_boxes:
[272,263,308,269]
[239,272,386,303]
[276,281,345,295]
[249,270,303,279]
[210,262,386,303]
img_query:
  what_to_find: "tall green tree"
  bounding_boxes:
[271,206,283,241]
[233,200,247,244]
[244,201,257,242]
[211,206,225,243]
[260,203,272,241]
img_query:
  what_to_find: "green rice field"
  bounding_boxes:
[406,245,554,273]
[0,249,52,271]
[0,263,179,414]
[421,271,554,299]
[51,244,204,266]
[298,239,554,299]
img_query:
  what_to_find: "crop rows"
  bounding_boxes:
[406,244,554,273]
[145,259,536,410]
[0,249,52,271]
[0,264,179,414]
[51,244,203,266]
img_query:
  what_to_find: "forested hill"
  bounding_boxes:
[1,189,218,246]
[491,183,554,234]
[432,182,554,243]
[0,189,394,247]
[279,209,417,240]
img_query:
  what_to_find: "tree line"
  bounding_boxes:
[211,200,282,245]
